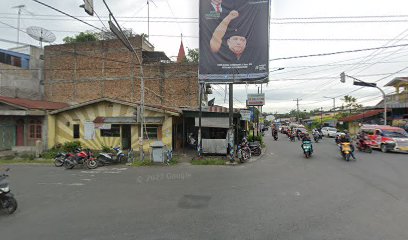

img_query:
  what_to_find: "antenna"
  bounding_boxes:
[147,0,157,40]
[12,4,26,45]
[26,26,56,48]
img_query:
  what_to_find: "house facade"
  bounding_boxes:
[47,98,181,152]
[0,96,68,151]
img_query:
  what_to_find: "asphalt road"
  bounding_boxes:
[1,133,408,240]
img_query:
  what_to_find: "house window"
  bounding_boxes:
[101,124,120,137]
[73,124,80,139]
[29,120,42,139]
[144,127,158,139]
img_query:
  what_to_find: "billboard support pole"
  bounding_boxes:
[198,83,203,157]
[228,82,234,163]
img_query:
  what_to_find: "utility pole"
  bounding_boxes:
[293,98,301,123]
[324,96,336,111]
[320,107,323,126]
[228,82,234,162]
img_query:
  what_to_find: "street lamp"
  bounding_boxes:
[340,72,387,125]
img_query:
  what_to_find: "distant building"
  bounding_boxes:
[0,45,44,100]
[43,35,200,109]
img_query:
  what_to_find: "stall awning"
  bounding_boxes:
[93,116,164,124]
[94,117,136,124]
[195,117,229,128]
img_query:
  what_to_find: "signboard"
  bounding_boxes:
[247,93,265,106]
[240,110,251,121]
[198,0,271,83]
[195,117,229,128]
[94,123,111,130]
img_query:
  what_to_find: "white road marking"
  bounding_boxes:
[67,183,84,186]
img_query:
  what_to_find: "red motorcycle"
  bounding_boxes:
[64,148,98,169]
[357,137,372,153]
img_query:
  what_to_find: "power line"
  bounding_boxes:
[31,0,103,31]
[269,43,408,61]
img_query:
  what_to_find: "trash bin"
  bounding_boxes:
[151,141,165,163]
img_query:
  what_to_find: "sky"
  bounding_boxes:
[1,0,408,113]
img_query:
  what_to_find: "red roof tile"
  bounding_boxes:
[0,96,69,110]
[340,109,389,122]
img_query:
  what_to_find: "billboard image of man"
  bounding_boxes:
[210,10,247,61]
[199,0,271,83]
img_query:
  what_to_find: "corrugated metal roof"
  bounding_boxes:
[340,109,389,122]
[0,96,69,110]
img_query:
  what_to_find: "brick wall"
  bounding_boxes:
[44,36,199,108]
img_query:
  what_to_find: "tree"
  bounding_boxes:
[63,32,99,44]
[342,95,363,114]
[185,48,199,63]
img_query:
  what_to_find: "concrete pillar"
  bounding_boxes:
[47,114,56,149]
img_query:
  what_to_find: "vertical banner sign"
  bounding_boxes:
[199,0,271,83]
[240,110,251,121]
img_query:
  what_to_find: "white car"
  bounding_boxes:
[321,127,338,137]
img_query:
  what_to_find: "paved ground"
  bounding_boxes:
[1,133,408,240]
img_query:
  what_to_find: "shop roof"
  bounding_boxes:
[49,97,181,115]
[340,109,390,122]
[0,96,69,110]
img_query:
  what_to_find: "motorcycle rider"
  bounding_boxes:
[272,125,278,138]
[339,132,356,160]
[301,133,313,152]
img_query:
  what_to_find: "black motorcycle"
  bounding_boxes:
[272,129,278,141]
[0,168,17,215]
[249,142,261,156]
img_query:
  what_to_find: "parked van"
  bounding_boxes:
[359,125,408,153]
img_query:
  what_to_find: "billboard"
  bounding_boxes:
[199,0,271,83]
[247,93,265,106]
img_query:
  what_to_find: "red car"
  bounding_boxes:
[359,125,408,153]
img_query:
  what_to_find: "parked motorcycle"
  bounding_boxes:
[237,139,251,163]
[64,148,98,169]
[97,147,127,165]
[301,140,313,158]
[54,150,78,167]
[0,168,17,215]
[249,142,261,156]
[340,142,352,161]
[357,138,372,153]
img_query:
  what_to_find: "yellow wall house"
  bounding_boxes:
[47,98,181,152]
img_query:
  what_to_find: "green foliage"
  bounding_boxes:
[191,159,226,165]
[247,135,264,145]
[63,32,99,44]
[185,48,199,63]
[41,149,59,159]
[62,141,82,152]
[101,144,113,153]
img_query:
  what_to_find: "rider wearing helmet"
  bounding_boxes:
[339,131,356,159]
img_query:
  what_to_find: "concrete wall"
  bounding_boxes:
[0,46,43,100]
[43,37,199,108]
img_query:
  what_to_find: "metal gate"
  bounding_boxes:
[0,125,16,151]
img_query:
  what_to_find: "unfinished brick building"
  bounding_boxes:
[43,35,199,108]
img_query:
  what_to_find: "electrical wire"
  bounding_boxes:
[31,0,103,31]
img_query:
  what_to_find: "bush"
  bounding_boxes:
[41,149,59,159]
[62,141,81,152]
[247,135,264,145]
[101,144,113,153]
